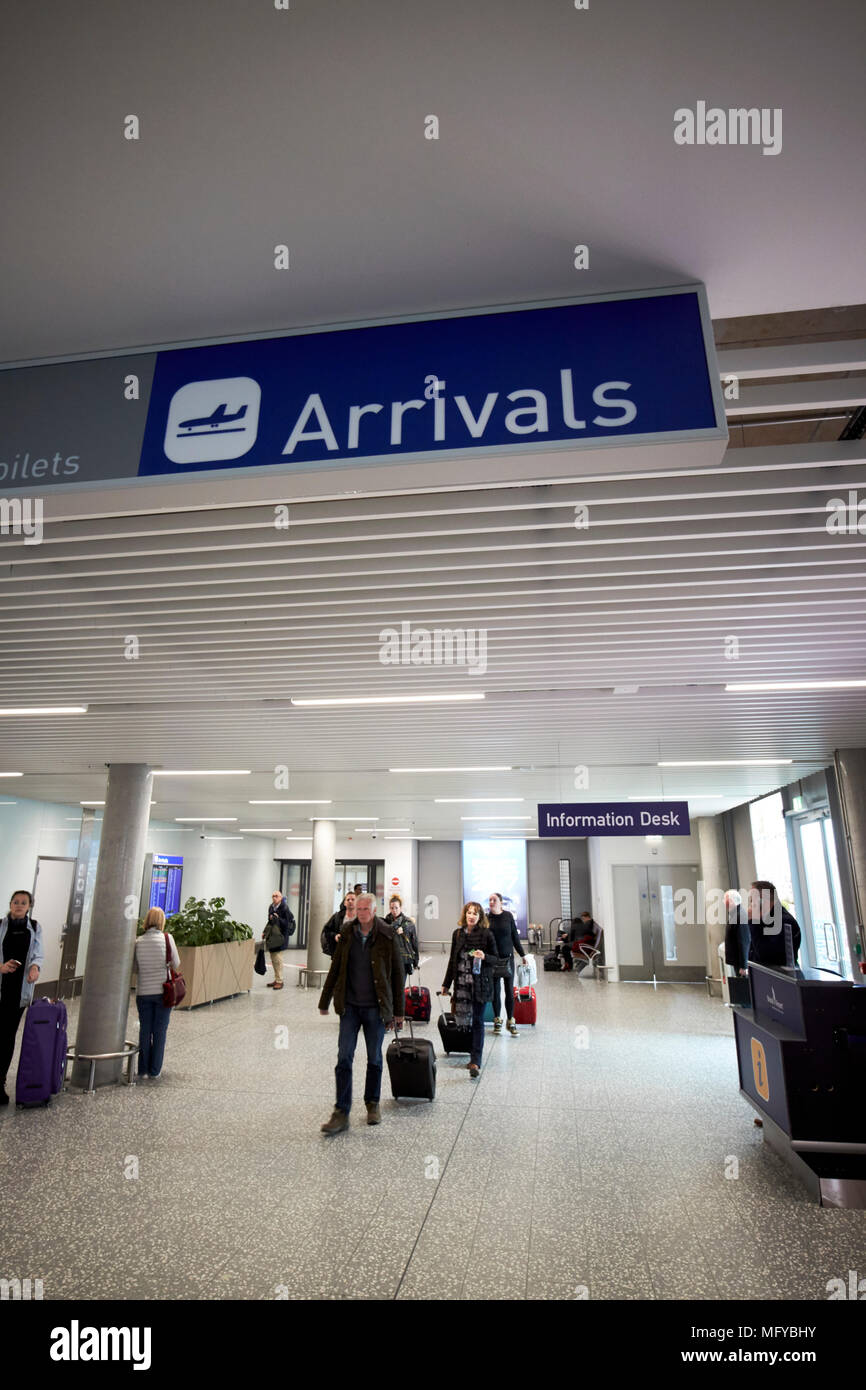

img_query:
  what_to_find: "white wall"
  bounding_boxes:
[589,829,703,982]
[0,798,82,907]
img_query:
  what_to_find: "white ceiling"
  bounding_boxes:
[2,0,865,365]
[1,1,865,842]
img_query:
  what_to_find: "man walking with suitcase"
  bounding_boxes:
[318,893,405,1133]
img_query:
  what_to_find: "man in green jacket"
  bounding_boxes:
[318,894,405,1133]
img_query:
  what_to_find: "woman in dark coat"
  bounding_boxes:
[439,902,498,1079]
[0,889,44,1104]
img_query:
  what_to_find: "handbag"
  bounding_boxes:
[162,932,186,1007]
[254,946,267,976]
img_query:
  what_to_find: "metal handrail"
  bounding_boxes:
[64,1040,139,1093]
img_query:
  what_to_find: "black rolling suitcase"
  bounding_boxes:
[387,1014,436,1101]
[436,994,473,1055]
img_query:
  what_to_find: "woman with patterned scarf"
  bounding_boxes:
[439,902,498,1079]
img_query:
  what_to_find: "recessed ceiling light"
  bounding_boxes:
[249,800,333,805]
[658,760,793,767]
[354,828,410,833]
[726,680,866,692]
[309,817,379,821]
[390,766,511,773]
[0,773,23,778]
[175,817,238,823]
[435,798,524,804]
[81,800,156,806]
[152,769,251,776]
[204,836,244,841]
[460,815,532,820]
[292,693,485,706]
[0,706,87,716]
[627,795,720,801]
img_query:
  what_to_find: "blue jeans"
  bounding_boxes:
[136,994,171,1077]
[335,1003,385,1113]
[471,996,486,1067]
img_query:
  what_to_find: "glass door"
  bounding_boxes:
[279,861,309,949]
[792,812,852,978]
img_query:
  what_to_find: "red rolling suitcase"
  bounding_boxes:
[404,984,431,1022]
[512,985,537,1026]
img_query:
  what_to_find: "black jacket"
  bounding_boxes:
[318,917,405,1023]
[487,910,525,964]
[747,905,801,969]
[442,925,499,1004]
[322,906,353,957]
[265,898,294,951]
[725,905,801,970]
[385,912,419,970]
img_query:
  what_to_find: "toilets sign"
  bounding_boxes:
[538,802,691,837]
[0,286,725,491]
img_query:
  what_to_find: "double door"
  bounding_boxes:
[612,863,705,982]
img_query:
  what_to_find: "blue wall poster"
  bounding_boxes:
[462,839,528,939]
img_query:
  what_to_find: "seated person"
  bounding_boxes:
[559,912,602,971]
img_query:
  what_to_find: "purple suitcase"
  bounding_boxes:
[16,999,68,1107]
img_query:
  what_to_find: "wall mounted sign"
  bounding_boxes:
[0,286,726,492]
[537,801,691,836]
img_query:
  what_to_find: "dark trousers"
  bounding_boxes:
[470,996,486,1067]
[490,963,514,1018]
[335,1003,385,1113]
[0,999,25,1087]
[136,994,172,1077]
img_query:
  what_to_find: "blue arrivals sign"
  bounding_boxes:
[537,802,692,837]
[0,285,726,491]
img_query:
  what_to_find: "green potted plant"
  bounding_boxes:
[143,896,256,1007]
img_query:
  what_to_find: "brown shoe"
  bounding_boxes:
[320,1109,349,1135]
[273,982,284,989]
[365,1102,381,1125]
[266,981,276,987]
[469,1064,480,1079]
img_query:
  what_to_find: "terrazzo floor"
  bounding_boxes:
[1,952,864,1301]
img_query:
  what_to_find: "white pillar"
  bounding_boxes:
[307,819,336,972]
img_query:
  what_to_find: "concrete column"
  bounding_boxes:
[306,818,336,973]
[697,816,730,996]
[833,750,866,928]
[72,764,152,1088]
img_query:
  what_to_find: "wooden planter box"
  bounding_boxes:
[175,939,255,1008]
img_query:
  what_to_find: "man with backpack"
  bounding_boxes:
[264,890,295,990]
[321,891,358,958]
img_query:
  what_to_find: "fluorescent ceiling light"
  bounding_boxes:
[292,693,484,707]
[354,828,410,833]
[435,798,524,804]
[81,800,156,806]
[658,760,793,767]
[175,817,238,823]
[0,773,23,778]
[390,766,511,773]
[384,835,432,840]
[0,802,18,805]
[152,769,251,776]
[249,800,332,805]
[645,835,663,844]
[238,827,293,833]
[0,706,87,716]
[460,815,532,821]
[627,795,720,801]
[204,836,243,841]
[726,680,866,692]
[309,816,378,821]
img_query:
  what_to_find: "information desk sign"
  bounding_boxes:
[537,801,691,837]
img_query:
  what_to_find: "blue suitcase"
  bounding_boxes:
[16,998,67,1107]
